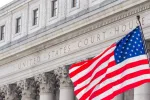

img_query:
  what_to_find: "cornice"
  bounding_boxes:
[0,0,149,65]
[0,0,31,17]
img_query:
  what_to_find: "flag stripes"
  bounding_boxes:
[69,50,150,100]
[69,26,150,100]
[92,74,150,100]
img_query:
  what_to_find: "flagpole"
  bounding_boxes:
[136,15,150,61]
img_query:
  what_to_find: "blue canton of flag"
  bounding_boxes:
[115,26,146,64]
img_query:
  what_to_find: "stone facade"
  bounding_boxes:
[0,0,149,100]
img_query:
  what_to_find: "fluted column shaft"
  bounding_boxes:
[124,89,134,100]
[134,83,150,100]
[35,73,55,100]
[39,83,54,100]
[55,67,74,100]
[55,88,59,100]
[113,94,124,100]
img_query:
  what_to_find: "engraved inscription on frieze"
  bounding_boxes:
[0,12,149,77]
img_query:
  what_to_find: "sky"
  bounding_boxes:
[0,0,14,8]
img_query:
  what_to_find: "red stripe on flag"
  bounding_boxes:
[73,52,114,86]
[89,69,150,100]
[102,79,150,100]
[69,44,116,78]
[69,60,87,70]
[100,59,149,83]
[74,61,116,94]
[77,59,149,100]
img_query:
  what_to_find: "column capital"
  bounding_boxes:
[35,72,56,94]
[1,84,18,100]
[17,79,36,99]
[54,67,72,88]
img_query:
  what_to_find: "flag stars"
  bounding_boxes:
[128,43,131,46]
[138,44,140,47]
[115,26,145,64]
[135,42,137,44]
[131,50,134,52]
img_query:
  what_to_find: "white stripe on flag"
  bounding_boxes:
[93,74,150,100]
[74,56,114,91]
[75,55,149,99]
[109,55,148,73]
[82,64,149,100]
[71,46,116,82]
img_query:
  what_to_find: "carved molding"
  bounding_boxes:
[54,67,72,88]
[35,72,56,94]
[17,79,36,99]
[0,84,18,100]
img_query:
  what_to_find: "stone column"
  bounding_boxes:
[55,87,59,100]
[17,79,36,100]
[113,94,124,100]
[35,72,55,100]
[54,67,74,100]
[124,89,134,100]
[134,83,150,100]
[1,84,19,100]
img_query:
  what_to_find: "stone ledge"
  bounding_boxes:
[0,0,148,63]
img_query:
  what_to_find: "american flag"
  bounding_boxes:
[69,26,150,100]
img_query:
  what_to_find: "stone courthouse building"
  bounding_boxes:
[0,0,150,100]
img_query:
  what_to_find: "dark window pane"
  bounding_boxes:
[51,0,57,17]
[16,17,21,33]
[0,25,5,40]
[33,8,38,25]
[72,0,77,8]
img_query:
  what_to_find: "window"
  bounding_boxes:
[33,8,39,26]
[51,0,58,17]
[72,0,77,8]
[0,25,5,40]
[16,17,21,33]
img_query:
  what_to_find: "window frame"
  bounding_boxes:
[51,0,58,17]
[72,0,77,8]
